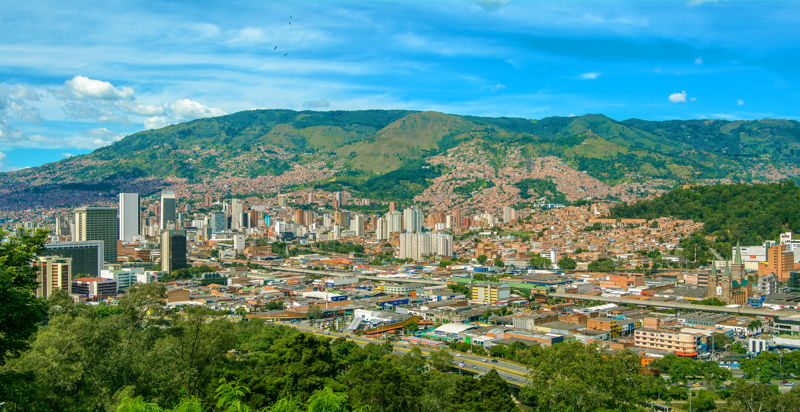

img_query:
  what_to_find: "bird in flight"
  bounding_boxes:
[274,45,278,50]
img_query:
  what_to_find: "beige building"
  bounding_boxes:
[469,282,511,305]
[73,206,118,263]
[634,328,702,355]
[34,256,72,298]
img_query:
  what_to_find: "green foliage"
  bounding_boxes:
[514,178,566,204]
[557,257,577,269]
[612,181,800,259]
[528,256,551,269]
[161,265,217,282]
[453,178,495,196]
[476,255,488,264]
[695,297,727,306]
[587,257,615,272]
[0,228,49,365]
[520,342,661,411]
[317,240,365,255]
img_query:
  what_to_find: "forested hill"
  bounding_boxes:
[2,109,800,209]
[611,181,800,259]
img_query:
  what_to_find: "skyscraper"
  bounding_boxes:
[403,206,423,233]
[160,190,177,230]
[210,211,227,233]
[350,214,365,237]
[73,207,118,263]
[387,210,403,234]
[376,217,388,240]
[230,198,243,230]
[161,230,187,273]
[119,193,140,241]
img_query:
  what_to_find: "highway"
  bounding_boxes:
[224,260,450,285]
[277,322,530,387]
[548,292,800,319]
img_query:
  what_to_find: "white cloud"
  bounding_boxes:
[228,27,268,44]
[65,75,134,100]
[694,57,703,65]
[120,102,165,116]
[61,152,75,158]
[737,99,745,106]
[169,98,226,121]
[490,83,506,91]
[668,91,688,103]
[580,72,601,80]
[144,116,169,130]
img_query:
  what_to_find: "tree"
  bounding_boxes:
[0,228,49,365]
[215,379,252,412]
[587,258,615,272]
[307,387,349,412]
[493,258,505,268]
[747,320,763,334]
[429,349,454,371]
[476,255,488,264]
[741,351,781,383]
[529,256,551,269]
[557,257,577,270]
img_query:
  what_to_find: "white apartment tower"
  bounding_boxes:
[119,193,140,241]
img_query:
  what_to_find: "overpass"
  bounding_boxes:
[548,292,799,319]
[253,264,449,285]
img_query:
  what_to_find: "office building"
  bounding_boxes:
[210,211,227,233]
[73,207,118,263]
[470,282,511,305]
[160,190,177,230]
[230,199,244,230]
[42,241,103,276]
[119,193,140,242]
[759,244,797,281]
[34,256,72,298]
[634,329,702,356]
[161,230,188,273]
[72,277,117,299]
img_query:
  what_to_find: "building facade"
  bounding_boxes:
[72,207,118,263]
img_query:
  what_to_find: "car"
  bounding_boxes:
[786,382,795,386]
[458,362,465,367]
[490,359,498,363]
[481,358,488,362]
[454,353,462,357]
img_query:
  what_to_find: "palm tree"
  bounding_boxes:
[747,320,763,335]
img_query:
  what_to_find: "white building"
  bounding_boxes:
[118,193,140,242]
[403,206,423,233]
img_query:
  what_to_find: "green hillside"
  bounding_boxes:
[2,109,800,206]
[611,181,800,262]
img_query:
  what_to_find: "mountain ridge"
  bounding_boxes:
[1,109,799,211]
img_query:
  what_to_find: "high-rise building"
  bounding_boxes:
[789,271,800,293]
[759,244,796,281]
[231,199,244,230]
[375,217,388,240]
[161,230,187,273]
[160,191,177,230]
[398,232,452,260]
[34,256,72,298]
[502,206,516,224]
[403,206,422,233]
[350,214,365,237]
[119,193,140,242]
[42,241,103,276]
[387,211,403,234]
[73,207,118,263]
[210,211,227,233]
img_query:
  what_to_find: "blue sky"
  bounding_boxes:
[1,0,799,170]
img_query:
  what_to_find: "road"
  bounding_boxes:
[277,322,530,387]
[548,292,799,319]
